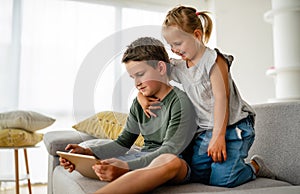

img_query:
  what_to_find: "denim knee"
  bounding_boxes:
[210,158,254,187]
[209,117,255,187]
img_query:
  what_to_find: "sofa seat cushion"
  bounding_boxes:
[53,166,108,194]
[152,179,291,193]
[198,186,300,194]
[53,165,291,194]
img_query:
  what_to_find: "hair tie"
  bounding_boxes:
[196,12,201,16]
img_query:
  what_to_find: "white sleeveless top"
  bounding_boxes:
[170,47,255,130]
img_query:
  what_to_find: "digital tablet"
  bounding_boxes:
[56,151,100,179]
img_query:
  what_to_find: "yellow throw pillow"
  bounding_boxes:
[97,111,144,147]
[0,129,43,147]
[72,111,144,147]
[72,113,109,139]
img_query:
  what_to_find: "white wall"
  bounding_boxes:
[140,0,275,105]
[211,0,275,104]
[112,0,275,105]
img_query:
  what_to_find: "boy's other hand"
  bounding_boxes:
[65,144,94,156]
[93,158,129,182]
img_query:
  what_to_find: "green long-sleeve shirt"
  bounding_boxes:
[89,87,197,170]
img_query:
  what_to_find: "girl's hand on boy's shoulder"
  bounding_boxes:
[137,92,161,118]
[144,102,161,118]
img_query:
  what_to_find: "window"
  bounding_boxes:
[0,0,167,185]
[19,0,116,127]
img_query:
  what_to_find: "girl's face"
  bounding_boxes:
[163,26,202,62]
[125,60,163,97]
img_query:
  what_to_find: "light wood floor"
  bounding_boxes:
[0,183,47,194]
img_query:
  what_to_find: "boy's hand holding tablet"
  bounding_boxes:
[57,144,100,179]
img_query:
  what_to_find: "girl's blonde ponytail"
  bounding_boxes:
[163,6,213,44]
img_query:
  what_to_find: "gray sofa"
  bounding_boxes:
[43,101,300,194]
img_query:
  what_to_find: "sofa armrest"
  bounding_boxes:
[43,130,96,156]
[43,130,96,194]
[249,101,300,185]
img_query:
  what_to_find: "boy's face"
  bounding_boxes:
[125,60,164,97]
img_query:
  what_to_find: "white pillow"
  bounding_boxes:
[0,110,55,132]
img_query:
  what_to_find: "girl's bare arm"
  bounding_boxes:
[208,55,230,162]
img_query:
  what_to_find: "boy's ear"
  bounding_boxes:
[157,61,167,75]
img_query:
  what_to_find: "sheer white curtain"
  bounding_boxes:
[18,0,116,184]
[1,0,167,186]
[0,0,23,189]
[19,0,116,126]
[94,7,166,112]
[0,0,18,110]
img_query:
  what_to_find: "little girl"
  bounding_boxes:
[160,6,256,187]
[140,5,275,187]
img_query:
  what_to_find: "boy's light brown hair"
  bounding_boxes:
[122,37,171,75]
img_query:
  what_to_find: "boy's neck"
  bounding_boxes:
[153,84,173,101]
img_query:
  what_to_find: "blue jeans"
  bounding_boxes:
[190,116,256,187]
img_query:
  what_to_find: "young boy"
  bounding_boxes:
[60,37,197,184]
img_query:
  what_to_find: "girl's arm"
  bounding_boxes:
[137,92,161,118]
[208,55,230,163]
[137,58,179,118]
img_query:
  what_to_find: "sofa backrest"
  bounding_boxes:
[248,101,300,185]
